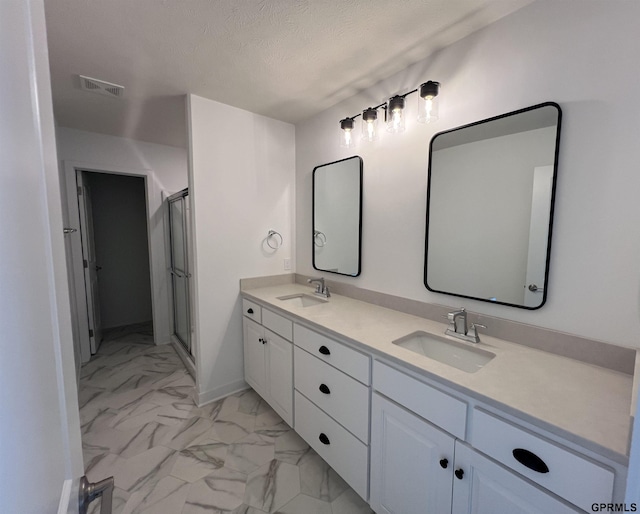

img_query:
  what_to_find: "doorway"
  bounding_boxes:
[77,170,154,355]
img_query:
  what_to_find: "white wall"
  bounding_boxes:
[187,94,295,404]
[295,0,640,349]
[0,1,83,511]
[86,172,153,328]
[56,128,188,346]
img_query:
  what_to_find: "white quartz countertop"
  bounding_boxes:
[242,283,633,463]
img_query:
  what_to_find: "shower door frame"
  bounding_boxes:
[168,188,192,355]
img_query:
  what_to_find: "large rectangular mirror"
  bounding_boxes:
[313,156,363,277]
[425,102,562,309]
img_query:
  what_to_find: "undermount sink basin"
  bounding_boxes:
[393,331,495,373]
[277,293,328,308]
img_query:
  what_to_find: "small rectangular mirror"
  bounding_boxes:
[313,156,363,277]
[425,102,562,309]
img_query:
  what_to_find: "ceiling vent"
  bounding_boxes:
[79,75,124,98]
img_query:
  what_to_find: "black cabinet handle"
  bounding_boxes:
[455,468,464,480]
[439,458,448,469]
[512,448,549,474]
[319,384,331,395]
[247,308,254,314]
[319,433,330,445]
[318,345,331,355]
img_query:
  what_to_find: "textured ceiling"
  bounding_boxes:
[44,0,531,148]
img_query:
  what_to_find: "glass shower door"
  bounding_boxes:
[168,189,191,355]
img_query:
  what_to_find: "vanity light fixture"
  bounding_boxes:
[387,95,406,133]
[339,117,356,148]
[418,81,440,123]
[362,107,379,142]
[338,80,441,147]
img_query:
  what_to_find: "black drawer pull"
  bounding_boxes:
[439,458,448,469]
[319,433,330,445]
[512,448,549,473]
[247,308,254,314]
[454,468,464,480]
[319,384,331,395]
[318,345,331,355]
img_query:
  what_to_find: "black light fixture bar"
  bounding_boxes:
[339,81,441,144]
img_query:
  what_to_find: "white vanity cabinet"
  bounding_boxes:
[240,290,625,514]
[370,361,604,513]
[293,324,371,500]
[242,300,293,425]
[370,393,580,514]
[452,443,580,514]
[370,392,456,513]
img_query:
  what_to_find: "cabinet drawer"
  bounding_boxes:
[373,361,466,439]
[242,299,261,324]
[262,308,292,341]
[294,391,369,500]
[294,324,370,384]
[471,409,614,512]
[294,346,369,443]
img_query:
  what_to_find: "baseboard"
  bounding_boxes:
[197,379,249,407]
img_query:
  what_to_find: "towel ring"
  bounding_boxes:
[314,230,327,247]
[267,230,283,249]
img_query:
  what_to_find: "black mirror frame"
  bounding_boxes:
[424,102,562,310]
[312,155,363,277]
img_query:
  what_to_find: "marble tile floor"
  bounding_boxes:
[81,325,374,514]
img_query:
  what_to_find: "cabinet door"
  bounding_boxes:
[265,330,293,425]
[452,443,580,514]
[243,318,266,393]
[370,393,454,514]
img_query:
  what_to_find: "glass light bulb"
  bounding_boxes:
[388,109,405,133]
[418,94,439,123]
[361,108,378,142]
[340,128,354,148]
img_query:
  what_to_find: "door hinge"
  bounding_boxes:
[83,259,88,268]
[89,329,94,338]
[77,186,83,196]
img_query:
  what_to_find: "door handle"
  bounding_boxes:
[79,475,114,514]
[63,227,78,234]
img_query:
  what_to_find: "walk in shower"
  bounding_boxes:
[168,188,192,355]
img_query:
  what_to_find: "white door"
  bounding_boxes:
[370,393,455,514]
[76,171,102,353]
[1,1,85,511]
[524,165,553,307]
[243,318,267,393]
[452,443,580,514]
[265,331,293,425]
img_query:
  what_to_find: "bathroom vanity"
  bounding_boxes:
[240,280,632,513]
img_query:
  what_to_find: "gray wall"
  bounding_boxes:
[86,172,153,329]
[295,0,640,348]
